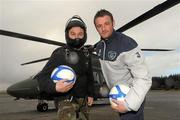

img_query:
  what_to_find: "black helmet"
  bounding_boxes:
[65,15,87,49]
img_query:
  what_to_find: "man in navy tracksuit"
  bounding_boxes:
[94,9,152,120]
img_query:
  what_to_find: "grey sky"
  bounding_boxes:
[0,0,180,90]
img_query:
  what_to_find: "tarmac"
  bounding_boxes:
[0,90,180,120]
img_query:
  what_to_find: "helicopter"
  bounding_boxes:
[0,0,179,112]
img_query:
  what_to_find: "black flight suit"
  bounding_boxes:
[36,45,94,120]
[36,45,94,98]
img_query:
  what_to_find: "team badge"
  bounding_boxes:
[108,51,117,60]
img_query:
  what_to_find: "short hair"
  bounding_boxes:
[94,9,114,25]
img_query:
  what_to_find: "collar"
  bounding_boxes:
[66,45,84,51]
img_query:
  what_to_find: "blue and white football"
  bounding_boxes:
[51,65,76,83]
[109,84,130,106]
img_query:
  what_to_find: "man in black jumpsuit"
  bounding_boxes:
[36,15,94,120]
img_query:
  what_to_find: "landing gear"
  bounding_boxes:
[54,99,59,111]
[37,100,48,112]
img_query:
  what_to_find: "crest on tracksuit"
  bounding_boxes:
[108,51,117,60]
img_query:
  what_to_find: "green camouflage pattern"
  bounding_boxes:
[57,98,89,120]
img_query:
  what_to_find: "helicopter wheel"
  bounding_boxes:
[37,103,48,112]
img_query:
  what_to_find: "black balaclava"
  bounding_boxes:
[65,15,87,49]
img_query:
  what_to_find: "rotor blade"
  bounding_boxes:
[0,29,65,46]
[117,0,180,32]
[93,42,174,52]
[21,57,50,66]
[21,53,99,66]
[21,48,172,66]
[141,49,174,51]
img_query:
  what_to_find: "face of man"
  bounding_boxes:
[95,15,114,39]
[68,27,84,40]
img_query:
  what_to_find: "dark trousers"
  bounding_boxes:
[119,101,145,120]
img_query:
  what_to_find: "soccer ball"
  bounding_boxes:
[51,65,76,83]
[109,84,130,106]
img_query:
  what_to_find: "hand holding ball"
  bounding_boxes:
[109,84,130,106]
